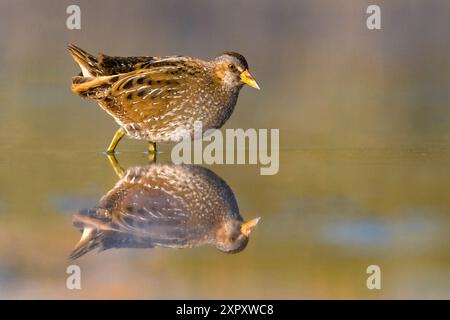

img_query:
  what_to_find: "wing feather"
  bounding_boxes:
[103,60,207,124]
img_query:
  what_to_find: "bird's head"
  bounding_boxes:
[215,217,260,254]
[213,52,260,90]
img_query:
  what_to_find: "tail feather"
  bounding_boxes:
[70,210,115,260]
[70,75,116,99]
[67,43,103,77]
[69,228,103,260]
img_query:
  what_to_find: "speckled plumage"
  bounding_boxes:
[68,44,259,145]
[70,163,259,259]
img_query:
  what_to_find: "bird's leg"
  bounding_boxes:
[147,141,157,154]
[106,153,125,178]
[147,141,157,163]
[106,128,126,154]
[147,152,157,163]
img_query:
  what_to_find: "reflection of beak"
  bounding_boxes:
[240,69,260,90]
[241,217,261,236]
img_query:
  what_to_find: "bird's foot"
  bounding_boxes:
[146,152,157,163]
[103,150,118,155]
[147,142,157,154]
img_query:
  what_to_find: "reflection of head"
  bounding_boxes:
[215,218,261,254]
[70,164,260,260]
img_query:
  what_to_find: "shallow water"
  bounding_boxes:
[0,142,449,299]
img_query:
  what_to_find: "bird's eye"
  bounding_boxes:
[228,63,237,71]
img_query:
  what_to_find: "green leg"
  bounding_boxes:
[147,152,157,163]
[147,141,157,154]
[106,153,125,178]
[147,142,157,162]
[106,128,126,154]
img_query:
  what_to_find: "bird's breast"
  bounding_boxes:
[122,88,240,142]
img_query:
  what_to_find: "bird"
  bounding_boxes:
[69,156,260,260]
[67,44,260,154]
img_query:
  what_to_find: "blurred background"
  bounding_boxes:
[0,0,449,299]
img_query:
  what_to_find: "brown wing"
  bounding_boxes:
[102,59,209,125]
[109,184,191,234]
[97,55,156,75]
[68,44,183,76]
[97,54,183,75]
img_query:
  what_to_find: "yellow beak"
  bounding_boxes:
[241,217,261,236]
[240,69,260,90]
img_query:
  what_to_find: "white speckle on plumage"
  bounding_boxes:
[69,45,256,148]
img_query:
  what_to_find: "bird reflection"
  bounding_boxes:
[70,155,260,260]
